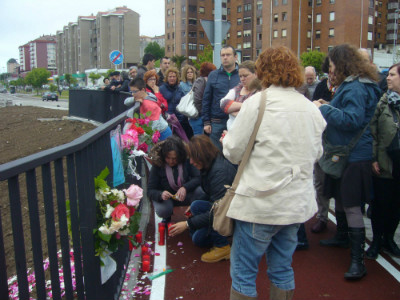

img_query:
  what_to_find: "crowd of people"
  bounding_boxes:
[109,44,399,300]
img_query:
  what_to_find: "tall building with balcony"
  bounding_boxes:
[18,35,57,76]
[166,0,385,63]
[56,6,140,76]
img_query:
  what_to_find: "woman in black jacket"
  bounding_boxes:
[169,135,237,263]
[147,136,204,223]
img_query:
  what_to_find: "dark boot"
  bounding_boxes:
[230,287,257,300]
[382,234,400,257]
[320,211,349,248]
[344,227,366,280]
[296,223,309,251]
[269,283,294,300]
[365,238,382,260]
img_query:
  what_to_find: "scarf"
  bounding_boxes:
[165,164,184,191]
[387,89,400,111]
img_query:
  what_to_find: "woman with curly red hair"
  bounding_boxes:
[222,46,326,300]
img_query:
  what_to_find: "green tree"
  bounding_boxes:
[89,72,102,85]
[300,50,326,76]
[15,77,25,87]
[144,42,165,61]
[25,68,51,95]
[171,55,187,70]
[64,73,77,87]
[194,45,214,70]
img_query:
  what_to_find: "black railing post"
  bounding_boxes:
[0,209,9,299]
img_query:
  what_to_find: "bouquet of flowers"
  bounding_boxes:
[93,167,143,260]
[121,112,160,178]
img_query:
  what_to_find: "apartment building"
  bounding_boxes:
[18,35,57,76]
[166,0,396,63]
[140,35,166,59]
[56,6,140,75]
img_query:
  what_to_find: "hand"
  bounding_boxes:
[111,86,116,91]
[184,206,192,218]
[219,130,228,143]
[313,100,322,108]
[168,221,188,237]
[175,187,187,202]
[153,85,159,93]
[318,99,330,105]
[204,125,212,134]
[372,161,381,176]
[161,191,173,201]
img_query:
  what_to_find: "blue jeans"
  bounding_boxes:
[190,200,229,248]
[188,117,204,136]
[231,220,300,297]
[209,121,227,151]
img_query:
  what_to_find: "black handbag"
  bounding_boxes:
[319,124,369,179]
[386,106,400,179]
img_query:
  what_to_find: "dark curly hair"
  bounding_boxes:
[255,46,304,88]
[328,44,379,86]
[160,136,187,166]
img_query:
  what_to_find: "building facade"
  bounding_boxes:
[56,6,140,75]
[166,0,397,63]
[18,35,57,76]
[140,35,165,60]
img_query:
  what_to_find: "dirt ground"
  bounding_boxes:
[0,106,96,285]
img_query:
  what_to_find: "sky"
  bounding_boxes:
[0,0,165,72]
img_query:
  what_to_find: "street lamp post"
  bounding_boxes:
[393,9,399,64]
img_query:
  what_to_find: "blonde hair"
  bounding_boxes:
[181,65,197,83]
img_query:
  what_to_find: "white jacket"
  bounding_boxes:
[222,86,326,225]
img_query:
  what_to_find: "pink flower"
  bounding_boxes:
[123,184,143,207]
[111,204,130,221]
[152,131,161,144]
[138,142,148,153]
[121,133,139,149]
[144,117,150,125]
[138,119,146,125]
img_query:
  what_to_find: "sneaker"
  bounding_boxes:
[201,245,231,263]
[311,219,327,233]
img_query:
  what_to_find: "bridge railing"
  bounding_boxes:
[0,103,141,300]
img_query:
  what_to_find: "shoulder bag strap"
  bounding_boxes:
[231,90,266,190]
[347,122,370,151]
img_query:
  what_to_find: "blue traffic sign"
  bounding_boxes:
[109,50,123,65]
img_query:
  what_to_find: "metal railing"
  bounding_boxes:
[0,103,140,300]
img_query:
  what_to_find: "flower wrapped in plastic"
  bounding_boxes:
[93,167,142,260]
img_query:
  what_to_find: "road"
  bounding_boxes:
[0,92,68,110]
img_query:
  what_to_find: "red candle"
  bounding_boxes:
[142,260,150,272]
[159,226,165,246]
[135,231,142,244]
[167,222,174,235]
[158,222,165,230]
[141,245,148,255]
[142,254,150,262]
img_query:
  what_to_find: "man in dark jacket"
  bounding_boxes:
[137,53,156,79]
[202,45,239,150]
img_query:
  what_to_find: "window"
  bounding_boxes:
[308,14,312,22]
[307,30,311,38]
[199,31,205,38]
[237,31,242,37]
[368,31,373,41]
[244,4,252,11]
[237,43,242,49]
[273,30,278,38]
[189,5,197,12]
[167,9,171,16]
[281,29,287,37]
[369,0,373,8]
[244,30,251,37]
[328,45,334,52]
[330,0,335,3]
[189,31,197,38]
[172,8,175,15]
[257,33,262,40]
[274,14,279,22]
[368,15,373,24]
[282,12,287,21]
[182,5,186,12]
[199,7,205,13]
[329,28,335,37]
[227,8,230,15]
[181,19,185,25]
[282,0,287,4]
[274,0,278,6]
[316,30,321,39]
[172,32,175,38]
[182,31,186,37]
[237,5,242,13]
[167,33,170,39]
[167,45,170,51]
[243,42,251,49]
[172,21,175,27]
[257,1,262,10]
[257,17,262,25]
[316,13,321,23]
[188,43,197,50]
[182,43,186,50]
[199,44,204,51]
[227,33,230,39]
[167,21,170,28]
[315,46,321,52]
[330,11,335,21]
[188,18,197,25]
[243,56,251,61]
[316,0,322,5]
[237,18,242,25]
[244,17,251,24]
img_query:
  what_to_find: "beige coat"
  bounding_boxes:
[222,86,326,225]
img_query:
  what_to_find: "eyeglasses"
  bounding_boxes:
[148,78,157,81]
[131,90,139,94]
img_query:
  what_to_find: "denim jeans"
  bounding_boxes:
[231,220,300,297]
[188,117,204,136]
[190,200,229,248]
[208,121,227,152]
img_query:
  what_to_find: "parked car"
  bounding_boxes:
[42,92,58,101]
[0,87,7,93]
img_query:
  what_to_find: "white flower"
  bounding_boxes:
[112,190,125,203]
[99,224,115,235]
[110,214,129,232]
[105,204,114,219]
[95,187,111,201]
[118,228,130,236]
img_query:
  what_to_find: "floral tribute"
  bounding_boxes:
[93,167,143,260]
[121,112,160,156]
